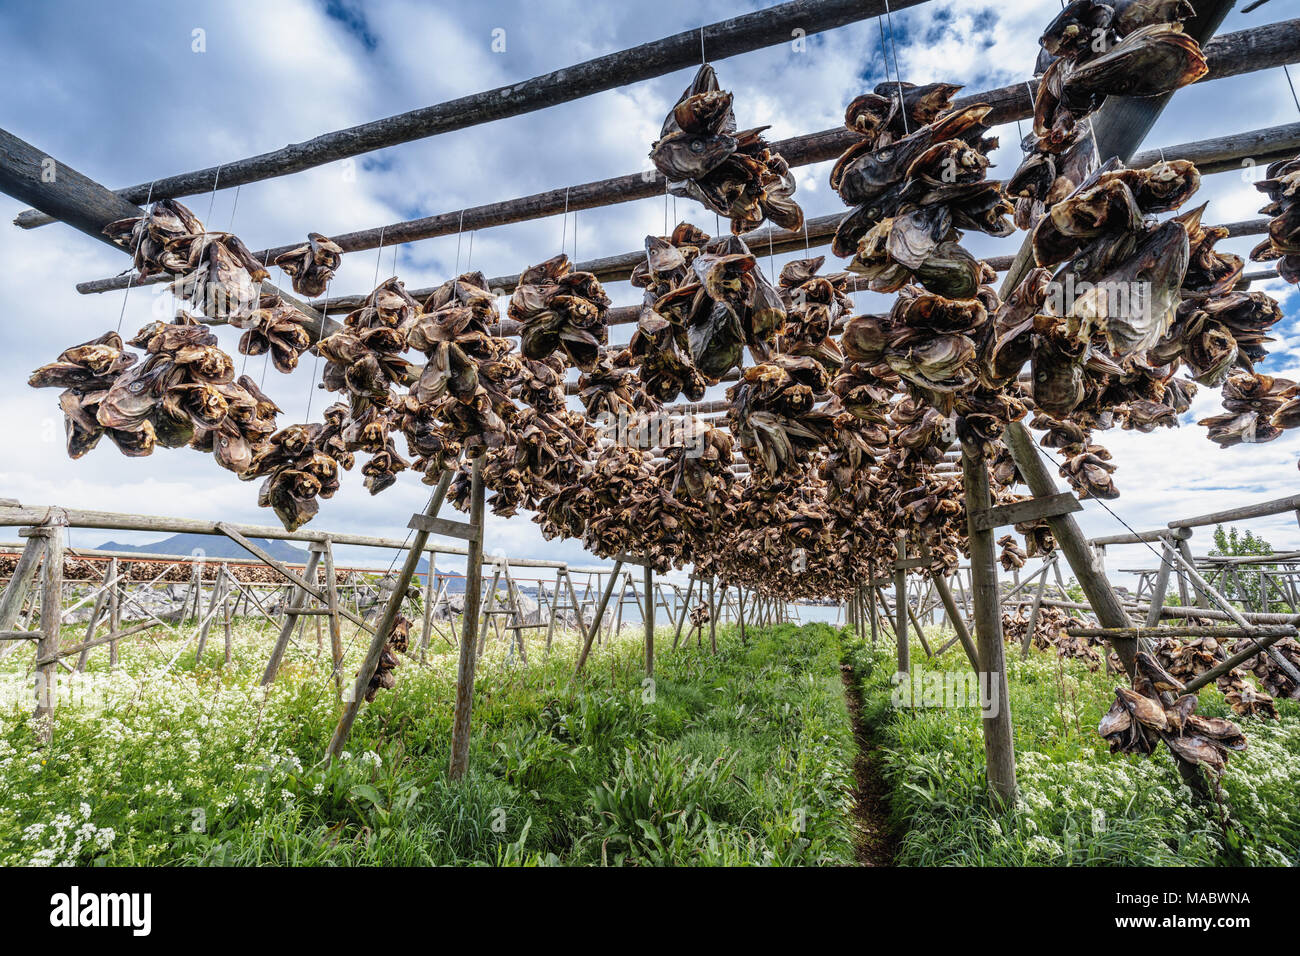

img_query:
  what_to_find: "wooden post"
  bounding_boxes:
[448,457,486,781]
[108,558,121,668]
[708,576,718,652]
[894,535,909,675]
[260,548,322,685]
[961,443,1018,807]
[1003,422,1137,677]
[737,586,747,643]
[420,549,437,661]
[576,559,623,674]
[325,470,457,762]
[1145,541,1175,628]
[866,584,878,645]
[1022,556,1053,660]
[672,575,696,649]
[220,567,233,666]
[930,571,980,672]
[33,524,64,743]
[544,568,562,651]
[644,563,654,677]
[194,562,225,668]
[322,540,343,694]
[0,534,45,661]
[76,560,114,671]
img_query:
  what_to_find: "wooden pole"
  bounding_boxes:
[1003,422,1137,676]
[329,469,455,761]
[672,575,696,649]
[1021,557,1054,660]
[322,540,343,694]
[644,563,654,678]
[1145,541,1175,629]
[894,535,909,675]
[961,444,1018,807]
[108,557,121,668]
[930,572,980,672]
[33,524,63,743]
[708,576,718,653]
[447,457,486,781]
[576,566,622,673]
[259,548,322,685]
[76,560,114,671]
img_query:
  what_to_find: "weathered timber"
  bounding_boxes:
[448,457,485,780]
[29,0,928,230]
[1003,422,1137,675]
[970,492,1081,532]
[961,443,1017,806]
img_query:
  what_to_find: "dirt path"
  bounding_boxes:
[840,662,896,866]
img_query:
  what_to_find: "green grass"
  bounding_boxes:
[842,629,1300,866]
[0,616,855,866]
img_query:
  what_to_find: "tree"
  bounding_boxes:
[1207,524,1277,611]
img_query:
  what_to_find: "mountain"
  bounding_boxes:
[96,533,310,563]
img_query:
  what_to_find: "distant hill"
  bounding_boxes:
[96,533,310,563]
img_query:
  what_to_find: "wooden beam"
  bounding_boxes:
[970,492,1081,533]
[406,513,479,542]
[23,0,927,231]
[74,19,1300,295]
[1068,624,1296,640]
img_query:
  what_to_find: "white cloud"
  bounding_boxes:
[1,0,1297,587]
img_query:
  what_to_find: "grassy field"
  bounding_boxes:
[842,632,1300,866]
[0,615,855,866]
[4,611,1296,867]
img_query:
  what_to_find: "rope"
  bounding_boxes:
[882,1,908,135]
[115,181,157,333]
[1285,64,1300,116]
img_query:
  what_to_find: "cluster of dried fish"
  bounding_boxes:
[831,86,1013,295]
[994,159,1209,498]
[30,316,281,469]
[1008,0,1207,227]
[365,614,411,702]
[727,356,832,478]
[1249,152,1300,284]
[650,64,803,234]
[275,233,343,297]
[1002,605,1101,668]
[1099,651,1247,775]
[510,254,611,372]
[1155,634,1278,719]
[1198,372,1297,449]
[105,199,269,322]
[1238,635,1300,702]
[628,222,785,401]
[775,258,853,370]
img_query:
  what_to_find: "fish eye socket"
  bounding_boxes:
[689,139,706,153]
[129,382,144,393]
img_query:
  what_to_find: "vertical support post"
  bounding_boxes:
[420,549,437,662]
[260,549,322,685]
[445,457,483,779]
[33,523,64,743]
[1022,557,1054,660]
[672,575,696,649]
[894,535,909,676]
[545,568,562,651]
[322,539,343,694]
[220,567,233,666]
[708,576,717,653]
[961,443,1018,807]
[76,559,114,671]
[108,558,121,668]
[930,571,980,672]
[1145,540,1175,628]
[575,560,623,673]
[644,563,654,677]
[328,468,455,762]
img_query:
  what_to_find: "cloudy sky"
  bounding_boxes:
[0,0,1296,585]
